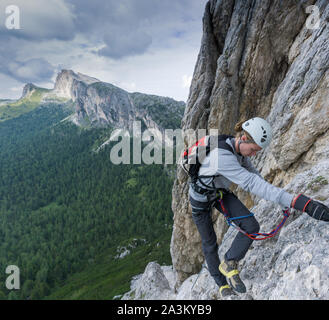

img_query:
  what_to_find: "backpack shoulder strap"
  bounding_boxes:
[216,134,235,154]
[198,135,235,178]
[196,135,235,191]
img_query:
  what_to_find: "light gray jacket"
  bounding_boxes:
[189,137,293,208]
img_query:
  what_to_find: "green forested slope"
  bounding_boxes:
[0,104,175,299]
[0,88,53,122]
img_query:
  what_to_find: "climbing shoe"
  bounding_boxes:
[219,284,235,298]
[219,259,246,293]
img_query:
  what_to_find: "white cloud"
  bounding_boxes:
[119,81,137,92]
[0,73,24,99]
[5,57,55,83]
[10,86,23,92]
[99,28,152,59]
[0,0,208,102]
[0,0,75,40]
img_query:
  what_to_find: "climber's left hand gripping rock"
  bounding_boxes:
[292,194,329,221]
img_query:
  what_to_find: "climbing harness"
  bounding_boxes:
[216,192,291,241]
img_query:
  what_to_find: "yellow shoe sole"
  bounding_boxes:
[218,264,240,278]
[219,262,246,293]
[219,284,230,294]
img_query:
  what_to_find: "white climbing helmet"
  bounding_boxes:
[242,117,272,149]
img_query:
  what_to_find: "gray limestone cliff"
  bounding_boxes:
[53,69,185,133]
[21,83,39,99]
[123,0,329,300]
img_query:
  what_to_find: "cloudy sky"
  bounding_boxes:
[0,0,208,101]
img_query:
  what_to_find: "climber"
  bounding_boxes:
[188,117,329,298]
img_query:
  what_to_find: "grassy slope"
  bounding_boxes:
[45,230,172,300]
[0,88,50,122]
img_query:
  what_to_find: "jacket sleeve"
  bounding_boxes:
[217,150,294,208]
[243,157,262,177]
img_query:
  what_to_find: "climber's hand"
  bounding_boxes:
[292,194,329,221]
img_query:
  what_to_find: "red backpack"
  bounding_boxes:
[180,134,234,184]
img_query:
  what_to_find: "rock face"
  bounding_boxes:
[53,70,185,132]
[167,0,329,298]
[122,0,329,300]
[53,70,100,100]
[21,83,38,99]
[121,262,176,300]
[124,165,329,300]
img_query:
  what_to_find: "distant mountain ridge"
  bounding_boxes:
[7,70,185,133]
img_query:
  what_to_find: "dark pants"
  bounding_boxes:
[190,191,260,287]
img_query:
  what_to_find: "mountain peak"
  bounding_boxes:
[57,70,100,85]
[53,70,100,99]
[21,83,38,99]
[15,69,185,131]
